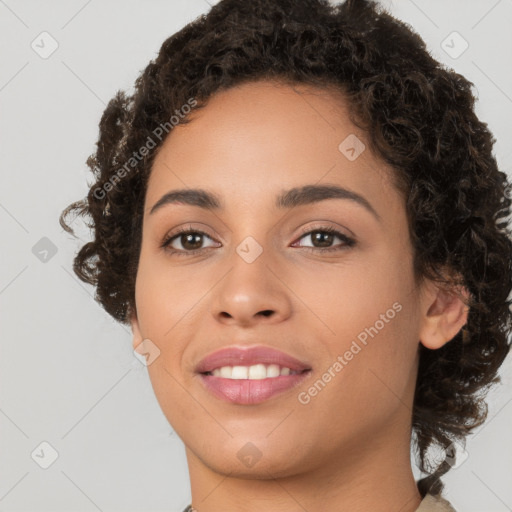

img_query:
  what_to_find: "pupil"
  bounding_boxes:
[313,231,333,247]
[183,233,202,250]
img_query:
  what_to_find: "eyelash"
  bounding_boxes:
[160,224,356,257]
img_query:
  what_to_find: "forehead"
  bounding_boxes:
[145,80,399,216]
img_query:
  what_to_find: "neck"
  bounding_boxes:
[185,418,422,512]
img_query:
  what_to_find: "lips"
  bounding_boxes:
[199,371,311,405]
[195,345,312,374]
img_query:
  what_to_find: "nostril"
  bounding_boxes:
[259,310,273,317]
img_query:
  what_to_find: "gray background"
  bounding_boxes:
[1,0,511,511]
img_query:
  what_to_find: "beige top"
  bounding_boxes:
[416,493,457,511]
[183,494,457,511]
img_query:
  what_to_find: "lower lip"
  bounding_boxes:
[199,371,312,405]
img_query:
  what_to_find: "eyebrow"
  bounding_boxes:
[149,184,380,220]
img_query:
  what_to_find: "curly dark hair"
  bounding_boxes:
[60,0,512,499]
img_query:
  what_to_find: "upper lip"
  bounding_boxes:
[195,345,312,374]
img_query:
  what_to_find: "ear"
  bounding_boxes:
[419,278,470,350]
[129,306,144,351]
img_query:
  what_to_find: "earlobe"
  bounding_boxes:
[419,281,470,350]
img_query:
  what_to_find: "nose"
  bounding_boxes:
[211,250,293,328]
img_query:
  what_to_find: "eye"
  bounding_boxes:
[161,225,220,256]
[160,224,356,257]
[291,225,356,252]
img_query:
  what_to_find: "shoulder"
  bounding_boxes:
[416,493,457,512]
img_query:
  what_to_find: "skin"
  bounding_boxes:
[130,80,468,512]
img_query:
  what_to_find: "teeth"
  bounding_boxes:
[249,363,267,379]
[210,364,298,379]
[266,364,280,378]
[220,366,233,378]
[232,366,248,379]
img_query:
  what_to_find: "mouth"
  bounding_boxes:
[194,345,312,405]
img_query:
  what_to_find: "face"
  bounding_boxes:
[131,80,428,479]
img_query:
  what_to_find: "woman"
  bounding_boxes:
[60,0,512,510]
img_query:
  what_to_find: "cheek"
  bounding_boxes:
[134,248,206,339]
[134,254,198,431]
[290,245,416,343]
[289,246,420,399]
